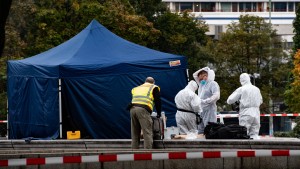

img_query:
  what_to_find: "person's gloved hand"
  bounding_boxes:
[201,99,209,104]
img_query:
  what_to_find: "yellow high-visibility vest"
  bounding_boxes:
[131,83,160,111]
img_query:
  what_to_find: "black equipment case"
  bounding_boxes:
[151,116,164,140]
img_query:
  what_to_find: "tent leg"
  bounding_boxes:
[186,69,189,81]
[59,79,62,139]
[6,100,8,139]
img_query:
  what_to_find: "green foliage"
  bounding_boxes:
[22,0,160,57]
[152,11,209,77]
[129,0,167,21]
[285,4,300,113]
[293,4,300,53]
[285,50,300,112]
[0,57,8,118]
[273,131,294,137]
[0,92,7,118]
[0,0,13,58]
[94,0,161,46]
[266,117,300,138]
[292,117,300,137]
[208,15,291,110]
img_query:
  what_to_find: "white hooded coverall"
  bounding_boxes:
[175,80,202,134]
[227,73,263,139]
[193,67,220,134]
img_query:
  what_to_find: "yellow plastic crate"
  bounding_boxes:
[67,131,81,140]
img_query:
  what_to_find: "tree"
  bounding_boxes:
[0,0,13,57]
[152,11,209,77]
[293,4,300,53]
[128,0,167,21]
[285,4,300,112]
[3,0,36,60]
[24,0,161,57]
[285,50,300,112]
[210,15,291,111]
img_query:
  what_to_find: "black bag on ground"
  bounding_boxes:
[151,116,164,140]
[204,122,250,139]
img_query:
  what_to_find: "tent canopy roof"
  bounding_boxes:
[8,19,184,78]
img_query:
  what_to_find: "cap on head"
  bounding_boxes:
[145,77,155,84]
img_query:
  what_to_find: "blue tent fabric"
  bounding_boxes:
[7,19,188,139]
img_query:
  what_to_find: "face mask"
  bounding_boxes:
[200,80,206,85]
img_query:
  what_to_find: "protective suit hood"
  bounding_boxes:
[197,67,215,82]
[186,80,198,92]
[240,73,251,86]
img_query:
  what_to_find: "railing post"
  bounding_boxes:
[220,115,224,124]
[269,116,273,136]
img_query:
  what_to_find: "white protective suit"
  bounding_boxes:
[175,80,202,134]
[193,67,220,134]
[227,73,263,139]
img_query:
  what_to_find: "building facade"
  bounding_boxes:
[163,0,299,48]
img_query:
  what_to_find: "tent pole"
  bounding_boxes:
[6,99,8,139]
[186,69,189,81]
[59,79,62,139]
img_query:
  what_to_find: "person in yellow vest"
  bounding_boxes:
[130,77,161,149]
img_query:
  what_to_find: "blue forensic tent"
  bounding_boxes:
[7,19,188,139]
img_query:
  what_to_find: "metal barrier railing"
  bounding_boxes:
[1,150,300,167]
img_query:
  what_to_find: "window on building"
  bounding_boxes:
[180,2,193,12]
[288,2,294,12]
[215,25,223,40]
[257,2,263,12]
[274,2,287,12]
[282,42,293,50]
[253,3,257,11]
[239,2,244,11]
[221,2,231,12]
[239,2,252,12]
[232,2,238,12]
[267,2,273,12]
[194,2,200,12]
[201,2,215,12]
[175,2,180,12]
[245,2,251,12]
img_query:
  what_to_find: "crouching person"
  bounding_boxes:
[175,80,202,134]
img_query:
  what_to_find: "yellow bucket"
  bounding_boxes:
[67,131,81,140]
